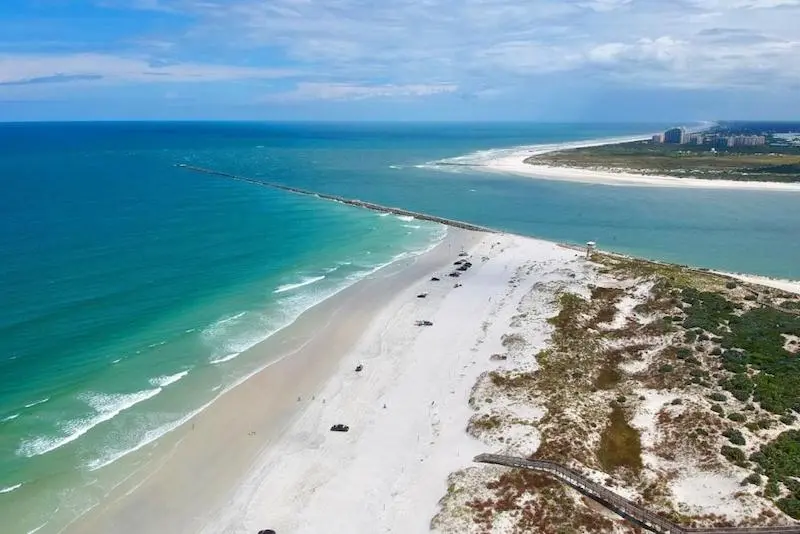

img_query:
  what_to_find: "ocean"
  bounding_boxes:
[1,121,798,533]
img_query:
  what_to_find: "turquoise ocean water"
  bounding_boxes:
[1,122,799,532]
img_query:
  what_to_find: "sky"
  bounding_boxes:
[1,0,799,121]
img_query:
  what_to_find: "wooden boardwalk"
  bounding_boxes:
[474,454,800,534]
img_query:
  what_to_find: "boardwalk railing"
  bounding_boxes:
[474,454,800,534]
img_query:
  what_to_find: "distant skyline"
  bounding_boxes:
[1,0,799,122]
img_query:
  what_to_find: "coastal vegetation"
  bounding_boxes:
[525,140,800,182]
[438,251,800,532]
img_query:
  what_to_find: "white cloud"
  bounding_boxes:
[271,82,458,101]
[29,0,800,99]
[0,53,298,85]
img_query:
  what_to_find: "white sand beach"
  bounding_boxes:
[63,226,800,534]
[64,229,585,534]
[481,139,800,191]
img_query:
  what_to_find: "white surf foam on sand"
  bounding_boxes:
[17,389,162,458]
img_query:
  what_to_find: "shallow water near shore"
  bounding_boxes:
[1,121,799,533]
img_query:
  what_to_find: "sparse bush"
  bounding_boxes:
[711,404,725,416]
[744,294,757,301]
[743,473,762,485]
[699,333,710,341]
[726,281,738,289]
[708,392,727,402]
[676,347,692,360]
[616,395,627,404]
[723,428,746,445]
[780,414,797,426]
[728,412,747,423]
[684,331,698,343]
[721,445,747,466]
[711,347,723,356]
[659,364,674,373]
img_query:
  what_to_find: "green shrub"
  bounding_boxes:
[725,281,738,289]
[684,331,698,343]
[723,429,746,445]
[686,356,701,366]
[711,404,724,415]
[743,473,762,485]
[721,445,747,466]
[708,392,727,402]
[780,414,797,425]
[744,294,757,301]
[751,431,800,518]
[710,347,723,356]
[671,398,683,405]
[616,395,627,404]
[676,347,692,360]
[722,373,754,402]
[728,412,747,423]
[659,364,674,373]
[699,333,710,341]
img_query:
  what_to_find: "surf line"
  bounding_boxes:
[175,164,498,234]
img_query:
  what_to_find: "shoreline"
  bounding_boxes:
[53,226,800,533]
[61,227,485,534]
[478,136,800,191]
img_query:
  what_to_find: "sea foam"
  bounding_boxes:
[87,400,214,471]
[273,275,325,294]
[149,370,189,388]
[24,398,49,409]
[0,483,22,494]
[18,389,161,458]
[210,352,240,364]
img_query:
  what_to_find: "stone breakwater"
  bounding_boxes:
[176,164,498,234]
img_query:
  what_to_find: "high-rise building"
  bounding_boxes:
[652,134,664,143]
[663,127,685,144]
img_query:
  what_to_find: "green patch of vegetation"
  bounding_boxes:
[721,445,748,466]
[707,392,727,402]
[723,429,746,446]
[711,404,724,416]
[743,473,762,486]
[680,287,734,334]
[722,373,754,402]
[751,430,800,518]
[728,412,747,423]
[525,140,800,183]
[598,405,643,473]
[659,364,674,374]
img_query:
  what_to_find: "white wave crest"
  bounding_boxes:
[87,400,214,472]
[395,215,414,222]
[1,413,20,423]
[0,483,22,494]
[210,352,240,364]
[17,389,161,458]
[149,370,189,388]
[273,275,325,294]
[24,398,49,409]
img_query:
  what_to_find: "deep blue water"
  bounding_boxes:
[0,121,798,533]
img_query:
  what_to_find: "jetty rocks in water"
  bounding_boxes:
[177,164,497,233]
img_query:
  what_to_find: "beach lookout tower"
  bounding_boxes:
[586,241,596,259]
